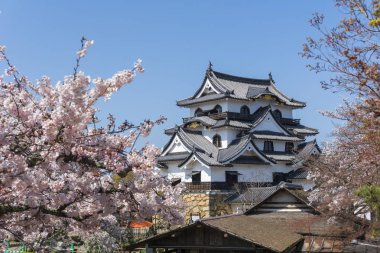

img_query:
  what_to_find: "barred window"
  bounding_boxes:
[285,142,294,152]
[213,134,222,147]
[214,104,222,113]
[194,108,203,117]
[264,141,274,152]
[273,109,282,119]
[240,105,250,116]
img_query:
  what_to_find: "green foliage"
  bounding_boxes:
[356,185,380,220]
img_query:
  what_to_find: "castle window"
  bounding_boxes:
[214,104,222,114]
[194,108,203,117]
[264,141,274,152]
[190,213,200,223]
[273,109,282,119]
[226,171,239,185]
[192,171,201,183]
[285,142,294,152]
[240,105,250,116]
[171,178,181,186]
[273,172,286,185]
[212,134,222,147]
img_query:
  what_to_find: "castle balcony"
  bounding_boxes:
[183,111,300,125]
[278,117,300,126]
[184,182,272,191]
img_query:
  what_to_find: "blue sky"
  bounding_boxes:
[0,1,345,148]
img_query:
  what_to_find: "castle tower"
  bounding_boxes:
[157,65,319,222]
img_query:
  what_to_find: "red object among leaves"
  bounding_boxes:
[129,220,153,228]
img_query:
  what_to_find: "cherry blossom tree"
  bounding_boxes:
[0,38,184,250]
[302,0,380,225]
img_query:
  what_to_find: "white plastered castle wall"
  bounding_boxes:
[165,161,211,182]
[254,140,288,152]
[188,99,294,118]
[211,163,292,182]
[202,127,239,148]
[164,160,293,184]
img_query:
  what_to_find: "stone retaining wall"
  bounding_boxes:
[182,191,232,223]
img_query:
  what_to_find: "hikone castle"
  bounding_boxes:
[128,66,378,253]
[157,64,321,222]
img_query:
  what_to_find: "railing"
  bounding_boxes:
[183,112,255,123]
[184,182,273,191]
[279,117,300,125]
[183,112,300,125]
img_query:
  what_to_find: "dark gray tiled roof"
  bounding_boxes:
[218,135,250,163]
[244,185,314,215]
[284,124,319,136]
[175,128,223,166]
[287,169,308,179]
[225,182,304,204]
[157,152,190,162]
[184,116,217,126]
[294,140,320,164]
[218,134,276,164]
[251,130,304,141]
[212,119,251,129]
[231,155,271,164]
[213,70,272,86]
[246,87,272,98]
[160,128,276,166]
[210,71,269,99]
[177,68,305,107]
[164,127,176,135]
[224,185,278,204]
[177,93,236,106]
[160,106,318,166]
[263,151,295,162]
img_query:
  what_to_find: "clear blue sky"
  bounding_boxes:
[0,1,345,148]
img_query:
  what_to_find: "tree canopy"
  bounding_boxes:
[0,38,184,250]
[302,0,380,225]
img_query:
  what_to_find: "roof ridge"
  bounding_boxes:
[269,83,306,107]
[200,213,243,221]
[212,70,271,85]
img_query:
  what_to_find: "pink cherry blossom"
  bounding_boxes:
[0,39,184,249]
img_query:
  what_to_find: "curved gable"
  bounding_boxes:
[194,77,221,98]
[161,134,190,156]
[245,187,317,215]
[251,110,292,136]
[219,137,276,165]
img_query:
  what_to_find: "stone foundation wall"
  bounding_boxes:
[182,191,232,223]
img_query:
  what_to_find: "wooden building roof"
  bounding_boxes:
[128,190,358,253]
[130,213,361,252]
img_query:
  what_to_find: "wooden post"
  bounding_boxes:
[145,244,154,253]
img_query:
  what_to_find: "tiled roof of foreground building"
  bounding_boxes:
[177,67,306,107]
[128,183,370,253]
[129,213,364,253]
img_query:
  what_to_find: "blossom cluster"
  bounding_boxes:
[0,40,184,248]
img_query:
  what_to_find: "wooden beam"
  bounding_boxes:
[148,245,258,251]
